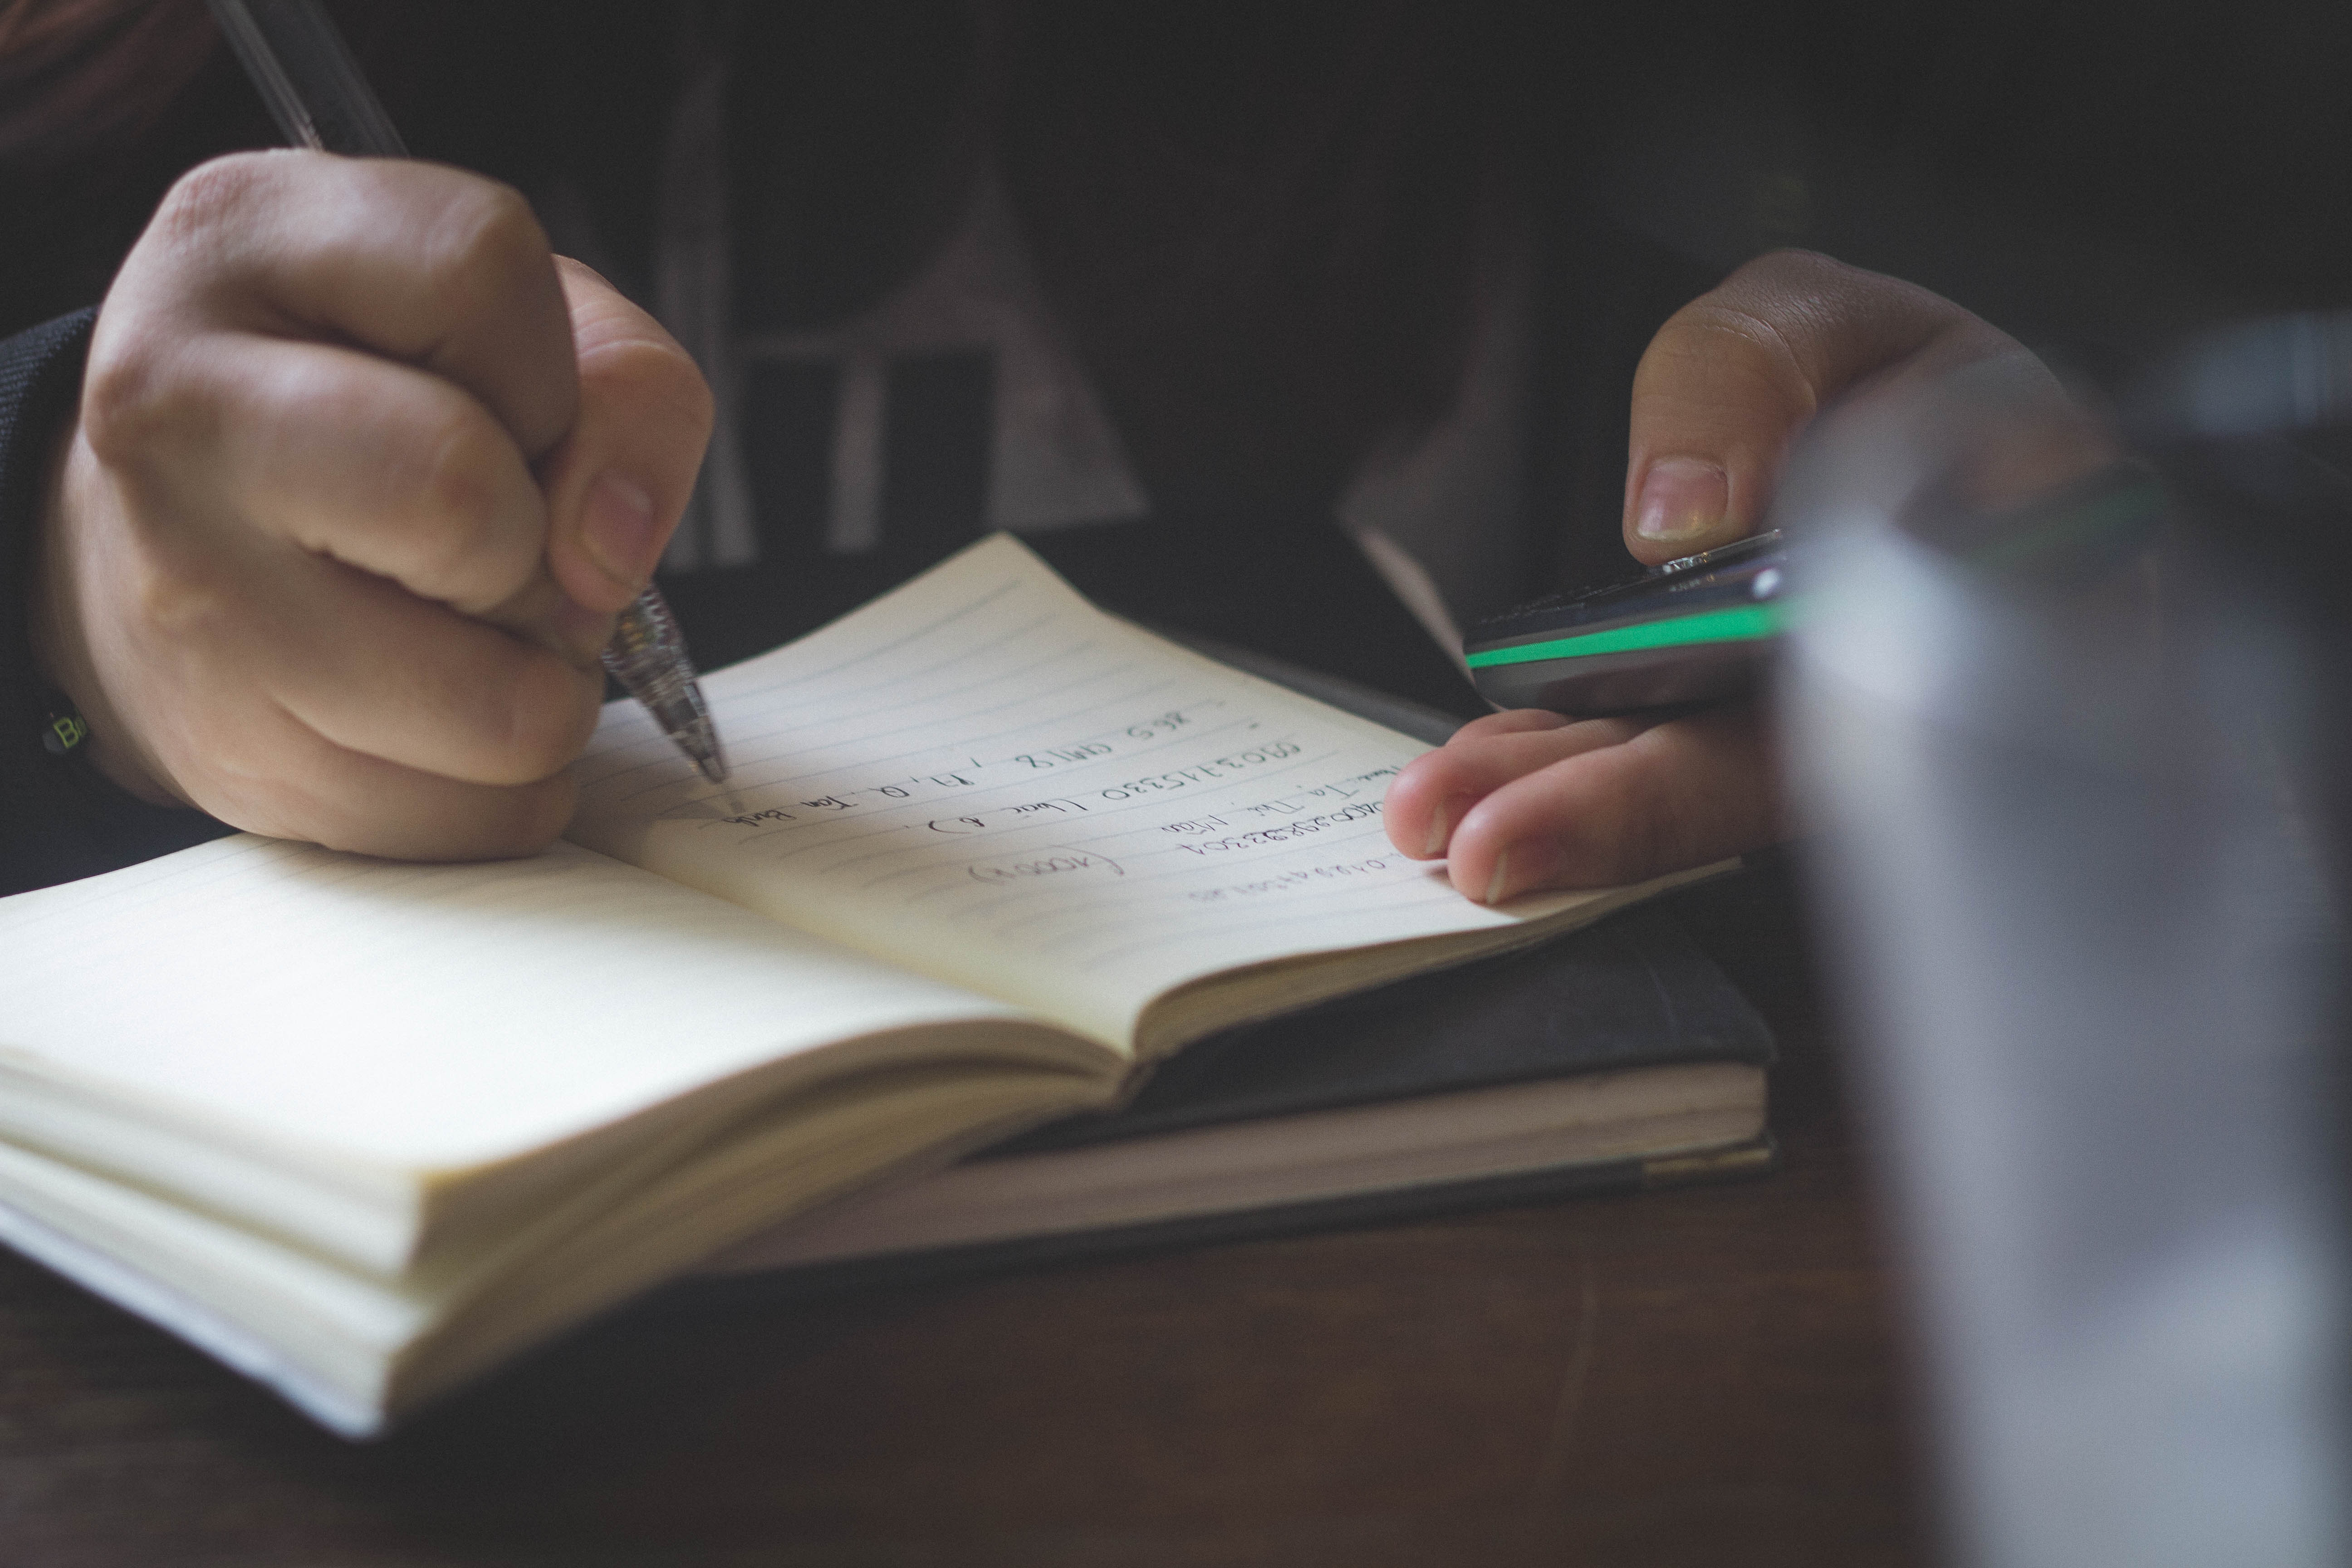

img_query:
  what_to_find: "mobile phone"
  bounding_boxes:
[1464,532,1788,716]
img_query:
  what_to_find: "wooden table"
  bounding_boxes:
[0,864,1934,1567]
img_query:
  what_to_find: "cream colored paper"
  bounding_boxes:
[568,534,1619,1051]
[0,834,1098,1273]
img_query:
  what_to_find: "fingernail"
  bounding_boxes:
[581,472,660,589]
[1423,794,1470,858]
[1634,457,1728,544]
[1481,839,1558,905]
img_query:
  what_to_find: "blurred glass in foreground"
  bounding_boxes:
[1780,335,2351,1568]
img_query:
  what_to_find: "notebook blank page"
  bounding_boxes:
[0,837,1037,1176]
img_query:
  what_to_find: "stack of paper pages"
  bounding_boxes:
[0,537,1759,1434]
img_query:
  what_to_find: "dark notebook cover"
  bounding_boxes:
[998,898,1771,1156]
[689,887,1775,1303]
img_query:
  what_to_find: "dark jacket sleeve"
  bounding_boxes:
[0,309,230,897]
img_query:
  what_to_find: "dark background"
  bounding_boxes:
[10,0,2350,619]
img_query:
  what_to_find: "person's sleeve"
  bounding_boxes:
[0,309,231,897]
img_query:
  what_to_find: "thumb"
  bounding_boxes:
[1622,249,2008,566]
[538,257,715,616]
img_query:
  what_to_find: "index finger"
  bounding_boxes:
[1432,706,1783,899]
[136,150,578,459]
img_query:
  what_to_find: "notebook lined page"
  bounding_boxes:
[568,534,1610,1050]
[0,836,1054,1183]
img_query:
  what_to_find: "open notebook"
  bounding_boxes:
[0,535,1747,1435]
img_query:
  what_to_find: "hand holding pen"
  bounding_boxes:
[23,6,720,860]
[210,0,726,786]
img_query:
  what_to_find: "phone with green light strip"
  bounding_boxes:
[1465,459,2169,717]
[1464,533,1788,716]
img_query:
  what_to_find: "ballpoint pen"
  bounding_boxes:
[205,0,729,785]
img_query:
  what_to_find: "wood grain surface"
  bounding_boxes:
[0,865,1936,1568]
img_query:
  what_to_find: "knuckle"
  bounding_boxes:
[79,340,176,467]
[151,152,277,245]
[1411,748,1479,797]
[1642,299,1818,419]
[82,346,238,485]
[1394,753,1474,820]
[94,158,305,472]
[486,661,597,780]
[128,543,231,643]
[420,179,549,318]
[409,412,523,591]
[585,333,715,441]
[84,321,233,478]
[1668,301,1802,369]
